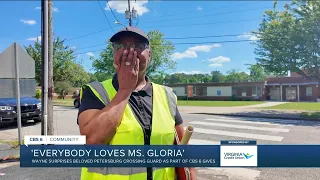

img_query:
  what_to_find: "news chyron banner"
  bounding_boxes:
[20,136,320,168]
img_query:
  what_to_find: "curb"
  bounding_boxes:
[191,113,320,122]
[0,158,20,164]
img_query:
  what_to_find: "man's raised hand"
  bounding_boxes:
[117,48,139,93]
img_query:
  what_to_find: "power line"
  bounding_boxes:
[64,3,268,42]
[142,6,270,24]
[97,0,114,33]
[106,0,125,26]
[65,17,259,42]
[75,33,256,51]
[142,2,264,21]
[142,18,261,29]
[165,34,254,40]
[74,39,256,55]
[64,26,118,42]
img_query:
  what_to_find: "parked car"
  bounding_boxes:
[0,97,41,124]
[74,96,80,108]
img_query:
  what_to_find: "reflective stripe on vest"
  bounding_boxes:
[80,79,177,180]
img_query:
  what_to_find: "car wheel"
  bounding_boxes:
[74,100,80,108]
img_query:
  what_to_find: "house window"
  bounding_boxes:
[257,86,262,96]
[306,87,312,96]
[217,90,221,96]
[252,86,257,96]
[242,88,247,96]
[232,88,237,96]
[195,86,207,96]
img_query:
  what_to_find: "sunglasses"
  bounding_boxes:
[112,42,149,52]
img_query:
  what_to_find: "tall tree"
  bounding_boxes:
[91,30,176,80]
[248,64,265,81]
[210,71,225,82]
[225,69,250,82]
[25,37,91,87]
[254,0,320,80]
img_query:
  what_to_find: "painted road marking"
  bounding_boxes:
[190,121,290,132]
[204,117,289,126]
[194,127,283,142]
[189,139,220,145]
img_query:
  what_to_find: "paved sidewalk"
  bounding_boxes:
[238,101,288,108]
[0,144,19,162]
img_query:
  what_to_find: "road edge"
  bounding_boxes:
[191,113,320,122]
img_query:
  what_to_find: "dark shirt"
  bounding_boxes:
[77,74,183,135]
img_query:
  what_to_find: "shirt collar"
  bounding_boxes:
[112,73,152,96]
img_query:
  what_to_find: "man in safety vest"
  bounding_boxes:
[77,27,196,180]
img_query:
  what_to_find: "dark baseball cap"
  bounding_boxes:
[110,26,149,44]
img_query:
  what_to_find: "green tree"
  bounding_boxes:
[248,64,265,81]
[91,30,176,80]
[147,30,176,76]
[210,71,225,82]
[54,81,72,99]
[25,37,91,87]
[254,0,320,80]
[91,43,115,81]
[225,69,250,82]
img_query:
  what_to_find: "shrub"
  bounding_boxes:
[36,89,41,99]
[231,95,237,101]
[54,81,72,99]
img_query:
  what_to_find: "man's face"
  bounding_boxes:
[113,35,150,75]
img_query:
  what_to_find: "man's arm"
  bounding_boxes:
[78,47,139,145]
[78,87,131,144]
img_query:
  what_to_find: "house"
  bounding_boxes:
[167,72,320,102]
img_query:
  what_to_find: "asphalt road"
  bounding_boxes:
[1,106,320,180]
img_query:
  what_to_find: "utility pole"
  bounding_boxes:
[125,0,137,27]
[48,0,54,135]
[127,0,132,26]
[41,0,49,136]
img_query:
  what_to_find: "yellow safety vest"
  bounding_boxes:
[79,79,177,180]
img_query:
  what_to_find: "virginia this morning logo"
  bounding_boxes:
[224,152,254,160]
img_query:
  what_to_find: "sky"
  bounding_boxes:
[0,0,289,75]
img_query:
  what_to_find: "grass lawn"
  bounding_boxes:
[53,99,74,107]
[263,102,320,111]
[177,100,264,107]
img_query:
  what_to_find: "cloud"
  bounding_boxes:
[106,0,149,16]
[52,7,59,12]
[171,44,221,60]
[207,56,231,68]
[188,44,221,52]
[175,71,210,75]
[86,52,95,57]
[35,6,59,12]
[197,6,203,11]
[209,63,223,68]
[208,56,231,63]
[26,36,41,41]
[171,50,197,60]
[20,19,36,25]
[71,46,76,50]
[238,33,260,41]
